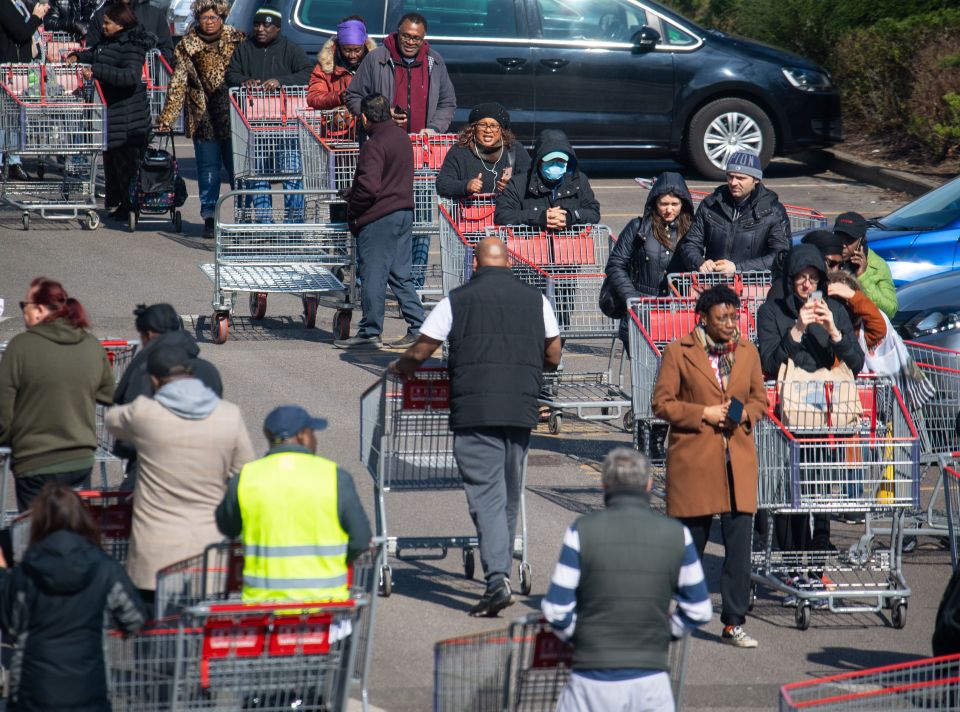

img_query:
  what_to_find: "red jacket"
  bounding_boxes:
[306,37,376,110]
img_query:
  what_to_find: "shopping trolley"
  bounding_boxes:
[437,194,498,295]
[144,49,183,134]
[753,376,920,629]
[40,30,83,63]
[229,85,308,183]
[298,110,359,193]
[779,652,960,710]
[434,613,690,712]
[360,369,531,597]
[666,269,773,299]
[201,188,351,344]
[941,455,960,571]
[0,62,105,229]
[10,489,132,564]
[107,598,367,712]
[0,338,138,484]
[635,177,829,233]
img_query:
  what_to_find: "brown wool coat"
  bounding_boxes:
[651,332,768,518]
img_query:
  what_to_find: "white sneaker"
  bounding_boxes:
[722,625,759,648]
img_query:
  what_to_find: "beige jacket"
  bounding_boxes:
[105,388,255,590]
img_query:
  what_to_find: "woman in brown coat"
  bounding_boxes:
[652,285,767,648]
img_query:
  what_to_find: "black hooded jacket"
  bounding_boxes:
[756,244,864,378]
[494,130,600,227]
[0,530,147,712]
[679,182,791,272]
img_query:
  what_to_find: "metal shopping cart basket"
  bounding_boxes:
[360,368,531,597]
[485,224,631,434]
[40,31,83,63]
[201,188,351,344]
[779,652,960,710]
[666,269,773,299]
[107,598,367,712]
[299,109,359,193]
[0,62,105,229]
[144,49,183,133]
[434,613,690,712]
[229,85,308,185]
[940,455,960,571]
[11,489,132,564]
[753,376,920,630]
[437,194,499,296]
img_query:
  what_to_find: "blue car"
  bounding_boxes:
[867,176,960,286]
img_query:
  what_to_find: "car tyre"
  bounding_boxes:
[686,97,775,181]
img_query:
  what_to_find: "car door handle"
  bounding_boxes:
[539,59,569,69]
[496,57,527,68]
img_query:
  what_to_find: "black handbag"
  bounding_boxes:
[599,226,644,320]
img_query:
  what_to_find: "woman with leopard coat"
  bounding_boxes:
[158,0,243,237]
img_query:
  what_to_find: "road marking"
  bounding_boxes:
[594,183,865,190]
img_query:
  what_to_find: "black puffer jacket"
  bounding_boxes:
[605,172,693,343]
[756,244,864,378]
[87,0,173,65]
[494,129,600,227]
[44,0,97,40]
[679,183,791,272]
[0,530,147,712]
[75,24,152,149]
[0,0,42,63]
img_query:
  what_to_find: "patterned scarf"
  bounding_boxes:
[694,324,738,390]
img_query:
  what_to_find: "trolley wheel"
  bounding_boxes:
[518,561,532,596]
[248,292,267,320]
[892,601,907,629]
[211,312,229,345]
[21,213,29,230]
[379,565,393,597]
[747,583,757,612]
[173,210,182,233]
[548,412,562,435]
[623,408,634,434]
[462,548,475,581]
[128,211,137,233]
[85,210,100,230]
[332,309,352,340]
[795,603,811,631]
[302,296,318,328]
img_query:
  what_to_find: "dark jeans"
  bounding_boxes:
[16,467,91,512]
[104,144,143,209]
[194,138,234,219]
[355,209,425,338]
[681,511,753,627]
[453,427,529,585]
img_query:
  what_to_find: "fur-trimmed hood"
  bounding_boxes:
[318,36,377,75]
[179,24,246,57]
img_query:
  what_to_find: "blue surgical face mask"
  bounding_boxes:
[540,160,567,182]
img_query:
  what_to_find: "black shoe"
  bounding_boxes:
[387,330,420,348]
[469,579,514,618]
[7,164,29,181]
[108,205,130,220]
[333,334,382,350]
[203,217,215,239]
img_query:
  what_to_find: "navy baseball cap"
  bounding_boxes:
[263,405,328,440]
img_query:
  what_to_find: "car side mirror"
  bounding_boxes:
[631,26,661,51]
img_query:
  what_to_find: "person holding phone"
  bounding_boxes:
[833,211,898,319]
[652,285,768,648]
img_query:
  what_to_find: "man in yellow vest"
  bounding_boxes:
[215,405,372,602]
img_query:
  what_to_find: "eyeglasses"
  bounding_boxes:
[474,122,501,132]
[794,273,819,285]
[825,258,844,269]
[398,32,425,44]
[198,14,223,22]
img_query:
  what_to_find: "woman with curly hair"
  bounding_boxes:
[157,0,244,237]
[436,102,531,199]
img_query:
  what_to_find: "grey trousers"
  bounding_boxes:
[453,426,529,585]
[355,209,425,338]
[556,671,674,712]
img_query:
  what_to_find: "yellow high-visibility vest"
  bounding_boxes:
[237,451,349,603]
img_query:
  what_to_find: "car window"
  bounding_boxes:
[880,178,960,231]
[390,0,521,38]
[296,0,386,34]
[661,19,696,46]
[535,0,647,43]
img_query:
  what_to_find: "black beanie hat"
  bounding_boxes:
[134,303,181,334]
[468,102,510,130]
[800,229,845,257]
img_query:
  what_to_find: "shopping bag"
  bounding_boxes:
[777,359,862,430]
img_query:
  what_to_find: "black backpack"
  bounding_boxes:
[932,567,960,656]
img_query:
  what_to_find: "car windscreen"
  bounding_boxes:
[295,0,386,34]
[879,177,960,231]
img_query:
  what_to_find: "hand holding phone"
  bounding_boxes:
[806,290,822,304]
[726,396,744,426]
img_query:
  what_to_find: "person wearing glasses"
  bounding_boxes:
[436,103,531,199]
[0,278,115,512]
[344,12,456,135]
[157,0,245,238]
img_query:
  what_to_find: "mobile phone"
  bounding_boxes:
[500,166,513,183]
[727,396,744,425]
[807,290,822,304]
[393,105,407,116]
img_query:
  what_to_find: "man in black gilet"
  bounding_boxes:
[392,237,562,616]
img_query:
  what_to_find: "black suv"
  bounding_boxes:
[227,0,841,178]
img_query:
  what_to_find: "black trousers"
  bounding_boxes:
[103,144,143,209]
[681,510,753,627]
[15,467,91,512]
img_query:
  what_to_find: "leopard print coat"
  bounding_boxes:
[159,25,245,141]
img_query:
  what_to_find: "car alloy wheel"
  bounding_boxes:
[703,112,763,172]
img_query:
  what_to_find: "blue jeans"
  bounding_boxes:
[194,138,234,219]
[246,140,304,223]
[355,210,425,338]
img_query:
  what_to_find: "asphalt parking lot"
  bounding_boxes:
[0,143,946,711]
